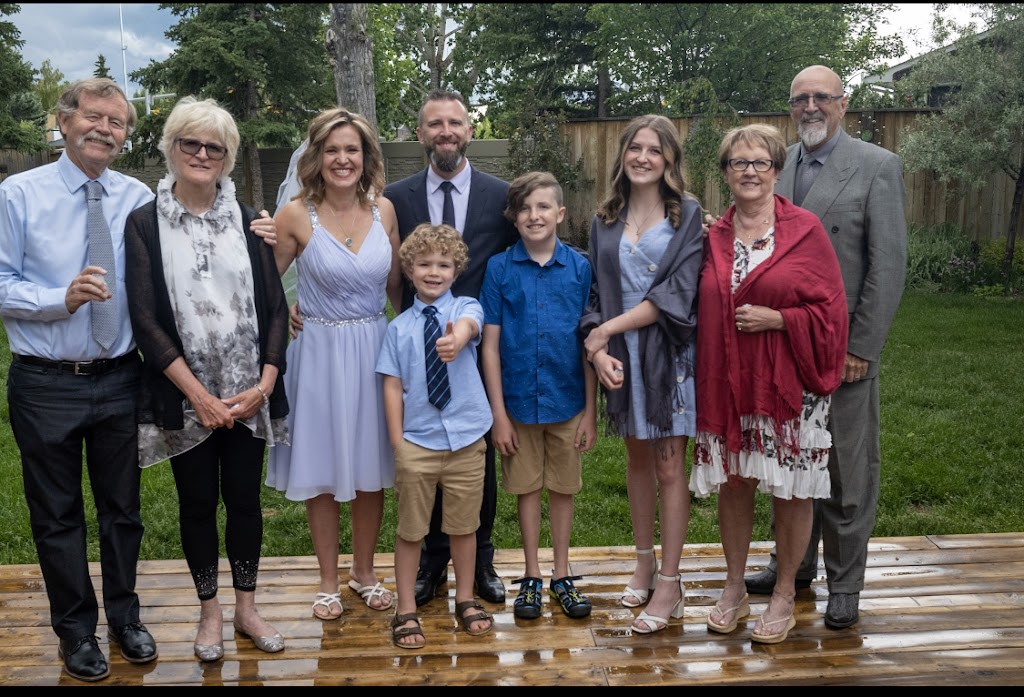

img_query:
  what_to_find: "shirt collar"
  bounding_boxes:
[413,289,456,316]
[426,162,472,197]
[510,237,567,266]
[58,151,111,195]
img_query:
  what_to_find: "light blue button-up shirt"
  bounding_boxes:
[426,163,472,233]
[376,290,492,451]
[0,152,154,360]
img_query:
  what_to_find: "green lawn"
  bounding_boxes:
[1,289,1022,565]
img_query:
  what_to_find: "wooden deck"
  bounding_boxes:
[2,533,1023,686]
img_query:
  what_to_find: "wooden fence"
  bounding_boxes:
[560,109,1022,245]
[3,109,1018,245]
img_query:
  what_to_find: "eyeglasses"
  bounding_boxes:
[788,93,845,108]
[727,159,774,173]
[177,138,228,160]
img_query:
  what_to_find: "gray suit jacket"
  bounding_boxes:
[383,165,519,311]
[776,132,907,377]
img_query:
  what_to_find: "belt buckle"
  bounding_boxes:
[73,361,90,376]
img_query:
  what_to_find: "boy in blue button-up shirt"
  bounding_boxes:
[376,223,494,648]
[480,172,598,620]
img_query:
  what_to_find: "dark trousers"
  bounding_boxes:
[419,433,496,573]
[170,427,266,600]
[8,359,144,641]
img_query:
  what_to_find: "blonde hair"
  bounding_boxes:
[296,107,384,206]
[399,224,470,277]
[597,114,691,228]
[158,96,240,175]
[718,124,787,173]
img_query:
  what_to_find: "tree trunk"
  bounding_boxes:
[597,66,610,118]
[327,3,377,126]
[244,79,264,211]
[1003,152,1022,290]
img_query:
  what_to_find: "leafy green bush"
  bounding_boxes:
[905,222,973,289]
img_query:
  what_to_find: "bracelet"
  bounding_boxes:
[254,384,269,404]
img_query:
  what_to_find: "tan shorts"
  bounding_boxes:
[394,437,486,542]
[501,411,584,495]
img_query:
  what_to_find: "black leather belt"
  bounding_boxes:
[12,351,139,376]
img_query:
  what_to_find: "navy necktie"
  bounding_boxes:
[85,180,118,348]
[422,305,451,410]
[439,181,456,228]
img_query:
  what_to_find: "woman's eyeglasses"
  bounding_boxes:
[727,159,774,173]
[177,138,228,160]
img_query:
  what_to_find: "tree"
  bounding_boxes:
[587,3,904,114]
[130,3,334,208]
[0,4,44,151]
[455,2,608,132]
[327,4,376,124]
[33,59,68,115]
[94,54,112,79]
[897,3,1024,286]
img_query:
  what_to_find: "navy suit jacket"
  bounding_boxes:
[384,165,519,311]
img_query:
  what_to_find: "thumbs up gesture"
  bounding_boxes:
[435,318,461,363]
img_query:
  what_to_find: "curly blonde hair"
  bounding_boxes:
[399,224,470,277]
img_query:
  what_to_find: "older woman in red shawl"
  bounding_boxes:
[691,124,847,644]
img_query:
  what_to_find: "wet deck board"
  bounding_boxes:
[1,533,1023,685]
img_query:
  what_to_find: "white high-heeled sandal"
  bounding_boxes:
[620,548,659,608]
[631,573,685,634]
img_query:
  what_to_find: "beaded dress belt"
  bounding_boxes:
[300,311,386,327]
[12,351,139,376]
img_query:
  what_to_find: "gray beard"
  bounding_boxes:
[429,146,466,173]
[798,120,828,149]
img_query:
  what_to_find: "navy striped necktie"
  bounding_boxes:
[422,305,451,410]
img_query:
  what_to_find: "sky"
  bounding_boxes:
[9,3,980,96]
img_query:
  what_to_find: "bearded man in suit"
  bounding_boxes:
[744,65,907,630]
[384,89,519,607]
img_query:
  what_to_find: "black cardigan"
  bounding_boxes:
[124,199,289,429]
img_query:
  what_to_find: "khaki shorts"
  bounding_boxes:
[394,437,486,542]
[501,411,584,495]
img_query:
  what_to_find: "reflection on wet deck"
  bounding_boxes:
[2,533,1023,685]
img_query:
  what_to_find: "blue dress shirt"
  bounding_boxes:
[0,152,154,360]
[481,238,592,424]
[376,290,492,451]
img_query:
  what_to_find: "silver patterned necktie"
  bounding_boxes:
[85,180,118,349]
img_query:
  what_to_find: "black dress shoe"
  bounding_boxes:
[414,565,448,607]
[59,635,110,682]
[474,564,506,603]
[744,568,813,595]
[107,621,158,663]
[824,592,860,629]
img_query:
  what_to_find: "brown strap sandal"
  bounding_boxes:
[454,600,493,636]
[391,613,425,649]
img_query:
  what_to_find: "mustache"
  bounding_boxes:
[82,132,119,148]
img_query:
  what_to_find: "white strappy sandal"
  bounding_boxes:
[620,547,659,608]
[631,573,686,634]
[311,591,343,620]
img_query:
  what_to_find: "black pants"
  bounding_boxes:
[419,432,496,573]
[170,427,266,600]
[8,359,144,641]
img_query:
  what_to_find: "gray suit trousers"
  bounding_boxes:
[769,374,881,593]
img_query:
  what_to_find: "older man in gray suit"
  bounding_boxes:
[744,65,907,629]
